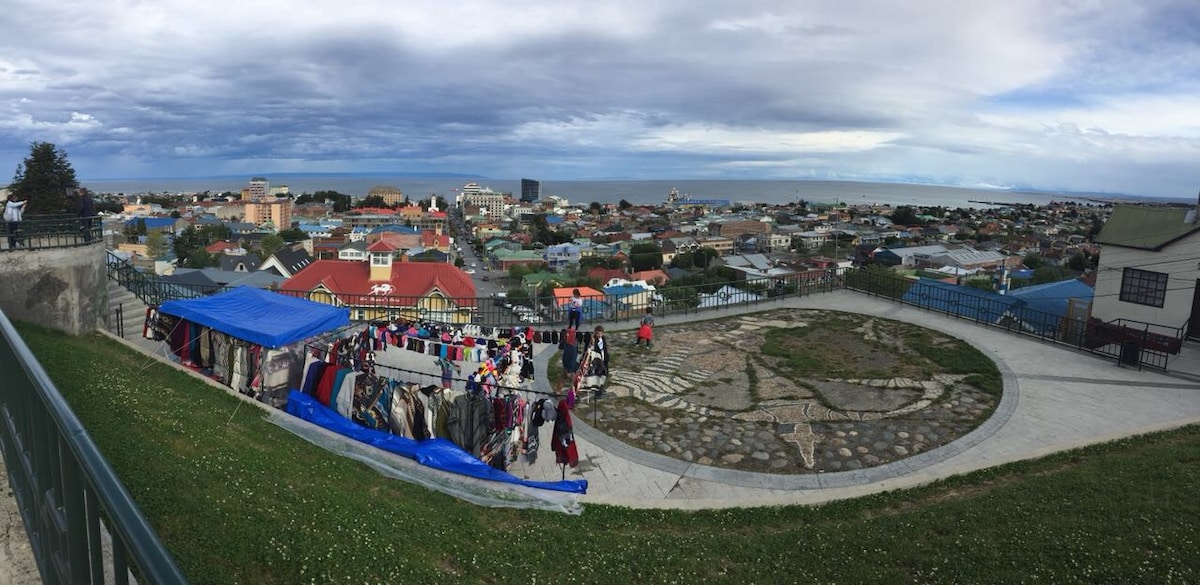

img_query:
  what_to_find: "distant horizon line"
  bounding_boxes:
[78,173,1180,201]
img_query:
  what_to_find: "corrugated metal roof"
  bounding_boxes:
[1096,205,1200,250]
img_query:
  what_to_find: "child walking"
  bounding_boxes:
[635,307,654,349]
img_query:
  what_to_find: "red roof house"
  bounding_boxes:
[282,257,477,323]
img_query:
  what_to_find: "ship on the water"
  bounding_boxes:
[664,187,731,208]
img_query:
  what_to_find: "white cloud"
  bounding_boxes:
[0,0,1194,197]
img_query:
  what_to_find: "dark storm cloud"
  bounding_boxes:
[0,0,1195,197]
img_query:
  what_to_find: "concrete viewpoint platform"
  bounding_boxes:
[3,290,1199,583]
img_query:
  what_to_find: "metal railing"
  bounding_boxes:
[0,310,187,584]
[2,214,102,251]
[843,267,1179,371]
[105,252,842,327]
[106,251,220,306]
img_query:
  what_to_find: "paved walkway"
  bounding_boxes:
[548,291,1200,508]
[3,289,1199,582]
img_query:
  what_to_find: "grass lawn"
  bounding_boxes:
[17,323,1198,585]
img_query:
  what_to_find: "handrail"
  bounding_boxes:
[2,213,102,252]
[105,252,842,326]
[0,309,188,584]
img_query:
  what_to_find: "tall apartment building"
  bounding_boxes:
[244,177,269,201]
[369,185,405,207]
[520,178,540,203]
[457,182,506,219]
[244,199,293,232]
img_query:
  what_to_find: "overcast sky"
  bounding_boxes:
[1,1,1197,197]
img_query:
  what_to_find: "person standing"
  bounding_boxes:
[583,325,609,394]
[567,288,583,329]
[75,189,96,243]
[4,194,28,249]
[559,326,578,391]
[635,307,655,349]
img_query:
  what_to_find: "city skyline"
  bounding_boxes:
[1,1,1197,198]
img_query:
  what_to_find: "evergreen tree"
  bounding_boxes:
[9,142,79,215]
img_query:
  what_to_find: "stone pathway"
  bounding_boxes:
[576,311,999,474]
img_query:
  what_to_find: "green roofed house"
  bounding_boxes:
[1091,203,1200,341]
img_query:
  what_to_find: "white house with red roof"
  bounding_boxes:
[282,240,477,323]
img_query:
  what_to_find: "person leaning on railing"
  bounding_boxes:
[72,189,96,243]
[4,193,28,249]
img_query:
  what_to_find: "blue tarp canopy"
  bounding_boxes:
[159,286,349,348]
[286,391,588,494]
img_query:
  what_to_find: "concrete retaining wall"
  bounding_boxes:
[0,244,106,335]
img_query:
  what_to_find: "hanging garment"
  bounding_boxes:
[335,371,358,418]
[211,332,231,383]
[551,400,579,468]
[229,344,250,393]
[389,383,416,439]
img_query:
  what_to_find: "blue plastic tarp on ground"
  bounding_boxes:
[285,391,588,494]
[159,286,350,348]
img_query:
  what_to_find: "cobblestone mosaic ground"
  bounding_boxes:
[573,309,999,474]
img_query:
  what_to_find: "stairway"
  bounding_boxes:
[104,279,150,340]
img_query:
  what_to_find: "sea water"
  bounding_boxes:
[83,175,1104,210]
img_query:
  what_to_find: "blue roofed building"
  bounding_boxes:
[903,277,1095,342]
[124,217,184,234]
[1008,278,1094,340]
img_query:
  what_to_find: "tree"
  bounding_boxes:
[618,199,633,211]
[890,206,920,226]
[260,234,285,259]
[454,256,466,268]
[185,250,216,268]
[1031,265,1068,284]
[1023,254,1045,270]
[276,228,309,242]
[144,231,167,259]
[9,142,79,215]
[588,201,603,215]
[357,195,387,209]
[629,242,664,271]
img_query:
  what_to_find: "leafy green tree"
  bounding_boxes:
[891,206,920,226]
[1023,254,1045,270]
[1067,252,1087,272]
[276,228,309,242]
[144,231,167,259]
[454,256,466,268]
[1031,265,1068,284]
[260,234,285,259]
[588,201,602,215]
[185,250,216,268]
[357,195,388,208]
[506,287,531,306]
[618,199,633,211]
[8,142,79,215]
[629,242,664,271]
[508,264,533,281]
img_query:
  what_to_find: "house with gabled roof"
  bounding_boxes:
[281,242,477,323]
[1092,204,1200,340]
[259,243,313,279]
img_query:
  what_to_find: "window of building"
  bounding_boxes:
[1119,267,1168,308]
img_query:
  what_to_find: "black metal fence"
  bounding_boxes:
[2,214,102,251]
[105,251,842,328]
[843,268,1176,370]
[0,310,187,584]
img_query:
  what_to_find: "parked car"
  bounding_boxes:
[465,269,476,274]
[482,275,490,281]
